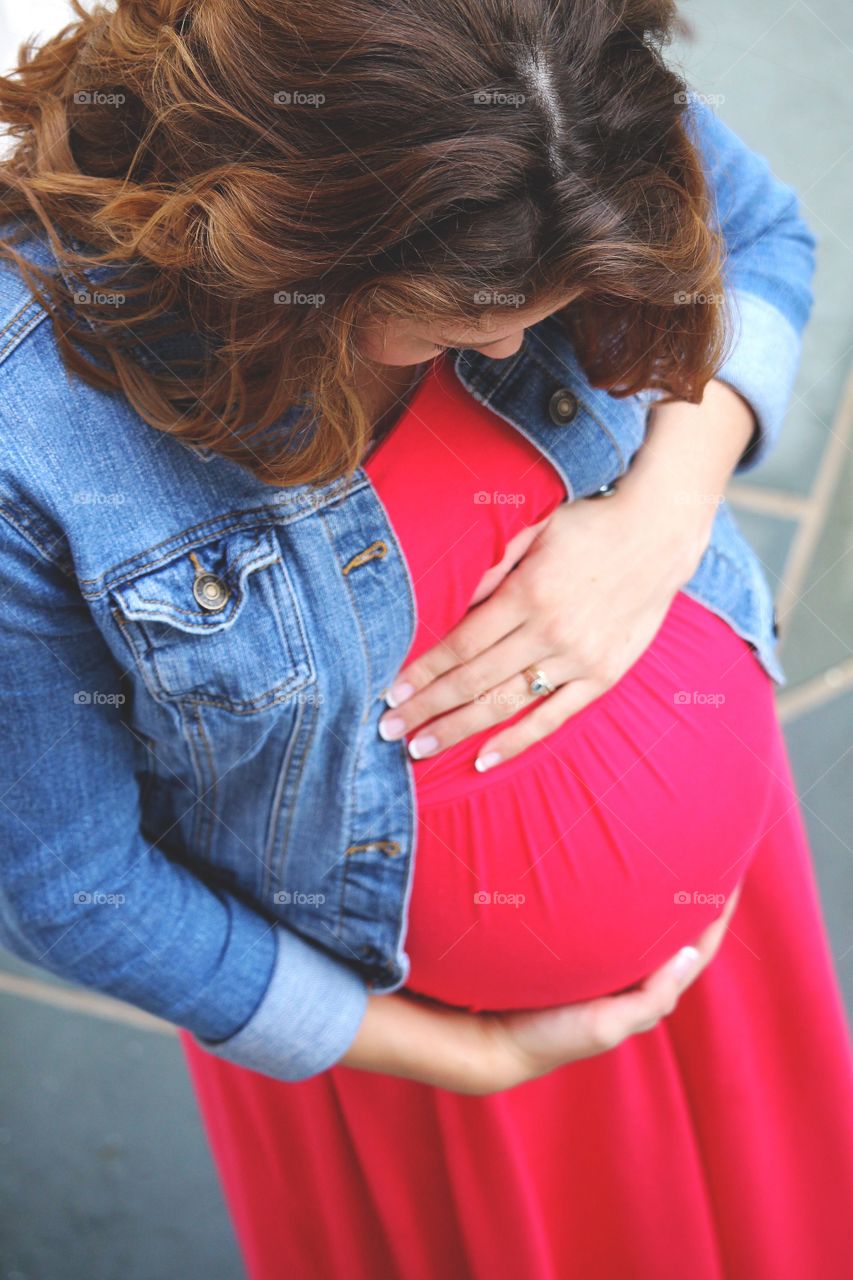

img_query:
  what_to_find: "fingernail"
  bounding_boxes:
[474,750,503,773]
[671,945,700,983]
[378,716,406,741]
[409,734,439,759]
[385,682,415,708]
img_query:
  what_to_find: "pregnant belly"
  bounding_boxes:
[402,591,779,1011]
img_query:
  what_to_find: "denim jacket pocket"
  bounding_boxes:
[108,525,316,713]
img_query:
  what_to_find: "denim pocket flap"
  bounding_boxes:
[110,525,315,710]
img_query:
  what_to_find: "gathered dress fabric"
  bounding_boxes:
[179,353,853,1279]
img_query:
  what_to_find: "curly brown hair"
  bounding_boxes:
[0,0,730,488]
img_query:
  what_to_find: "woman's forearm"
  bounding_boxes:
[616,378,757,585]
[338,991,495,1091]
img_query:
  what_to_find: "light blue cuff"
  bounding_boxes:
[715,288,803,475]
[194,924,370,1081]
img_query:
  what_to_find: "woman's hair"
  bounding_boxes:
[0,0,731,488]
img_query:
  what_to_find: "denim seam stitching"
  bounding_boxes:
[0,297,50,364]
[261,695,311,903]
[0,504,74,577]
[116,547,281,622]
[77,492,370,594]
[189,704,218,862]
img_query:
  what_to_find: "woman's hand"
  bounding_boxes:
[378,379,756,771]
[339,881,743,1095]
[378,482,707,770]
[485,879,742,1090]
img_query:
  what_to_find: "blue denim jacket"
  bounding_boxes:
[0,94,816,1081]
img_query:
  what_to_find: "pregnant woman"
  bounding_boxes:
[0,1,851,1277]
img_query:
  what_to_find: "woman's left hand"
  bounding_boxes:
[377,481,711,772]
[377,377,755,772]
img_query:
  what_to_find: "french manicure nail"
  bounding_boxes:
[385,682,415,708]
[409,734,439,759]
[671,945,700,982]
[474,751,503,772]
[378,716,406,741]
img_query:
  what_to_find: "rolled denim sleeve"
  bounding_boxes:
[0,510,368,1082]
[195,922,369,1079]
[684,91,818,473]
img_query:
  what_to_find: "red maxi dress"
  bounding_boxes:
[180,352,853,1279]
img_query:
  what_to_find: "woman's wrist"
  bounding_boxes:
[337,990,498,1093]
[615,378,757,586]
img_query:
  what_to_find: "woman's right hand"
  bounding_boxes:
[339,882,743,1095]
[482,880,743,1093]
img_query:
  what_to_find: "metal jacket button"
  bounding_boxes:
[192,572,231,611]
[548,388,579,425]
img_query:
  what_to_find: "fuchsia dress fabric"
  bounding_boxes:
[180,353,853,1278]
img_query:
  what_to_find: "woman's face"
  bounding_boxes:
[356,291,580,366]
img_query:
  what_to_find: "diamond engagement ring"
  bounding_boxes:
[522,665,556,697]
